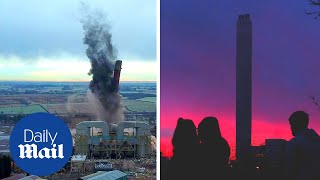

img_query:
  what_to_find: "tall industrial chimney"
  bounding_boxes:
[236,14,252,164]
[113,60,122,92]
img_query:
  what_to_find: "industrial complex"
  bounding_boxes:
[75,120,153,159]
[0,59,157,179]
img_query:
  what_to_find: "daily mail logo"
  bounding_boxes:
[18,129,64,159]
[10,113,72,176]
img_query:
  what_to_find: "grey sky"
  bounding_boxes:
[0,0,156,61]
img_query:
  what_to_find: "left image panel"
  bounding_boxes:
[0,0,157,179]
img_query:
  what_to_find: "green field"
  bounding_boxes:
[0,85,11,89]
[44,87,63,91]
[45,100,156,114]
[136,97,156,103]
[123,99,156,112]
[0,99,155,115]
[0,104,48,114]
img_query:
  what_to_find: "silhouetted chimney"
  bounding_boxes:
[113,60,122,92]
[236,14,252,164]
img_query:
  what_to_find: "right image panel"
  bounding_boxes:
[160,0,320,179]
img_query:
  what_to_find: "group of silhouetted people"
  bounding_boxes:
[166,117,230,180]
[162,111,320,180]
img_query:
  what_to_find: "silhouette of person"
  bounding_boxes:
[197,117,230,179]
[167,118,199,180]
[284,111,320,180]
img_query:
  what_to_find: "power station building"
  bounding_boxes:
[236,14,252,163]
[75,121,153,159]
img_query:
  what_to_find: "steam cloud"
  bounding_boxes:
[81,7,125,123]
[150,135,157,152]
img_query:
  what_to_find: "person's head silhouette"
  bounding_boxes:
[169,119,198,180]
[198,116,221,144]
[289,111,309,136]
[172,118,198,148]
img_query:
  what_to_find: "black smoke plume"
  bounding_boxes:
[81,7,125,123]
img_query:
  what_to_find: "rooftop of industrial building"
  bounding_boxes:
[80,170,127,180]
[71,154,87,161]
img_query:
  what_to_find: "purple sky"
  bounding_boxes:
[161,0,320,154]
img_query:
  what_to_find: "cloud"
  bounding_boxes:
[0,0,156,61]
[0,54,156,81]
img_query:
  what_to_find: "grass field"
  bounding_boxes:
[0,104,48,114]
[45,100,156,114]
[0,98,156,114]
[45,103,93,114]
[123,99,156,112]
[136,97,156,103]
[0,85,11,89]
